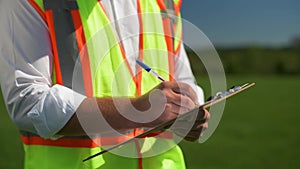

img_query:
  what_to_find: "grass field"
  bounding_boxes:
[0,75,299,169]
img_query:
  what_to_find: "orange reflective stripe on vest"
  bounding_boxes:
[20,131,173,148]
[70,7,94,97]
[25,0,183,147]
[24,1,185,169]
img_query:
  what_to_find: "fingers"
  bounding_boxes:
[159,82,198,104]
[194,108,210,122]
[164,91,195,113]
[186,114,209,142]
[193,122,208,132]
[172,123,207,142]
[181,122,208,142]
[171,108,210,142]
[144,81,203,128]
[165,103,190,115]
[158,81,198,114]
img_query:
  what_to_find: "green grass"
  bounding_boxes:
[180,75,300,169]
[0,75,299,169]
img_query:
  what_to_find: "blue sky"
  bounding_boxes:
[181,0,300,47]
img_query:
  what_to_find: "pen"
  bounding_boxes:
[136,60,166,82]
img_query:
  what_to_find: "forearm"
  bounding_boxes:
[58,97,146,136]
[58,81,200,136]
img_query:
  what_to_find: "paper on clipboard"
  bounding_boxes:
[83,83,255,162]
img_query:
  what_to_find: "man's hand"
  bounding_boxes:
[176,108,210,142]
[135,82,210,141]
[132,81,199,127]
[132,81,210,141]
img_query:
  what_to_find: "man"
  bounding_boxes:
[0,0,210,169]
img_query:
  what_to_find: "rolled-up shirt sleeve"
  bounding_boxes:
[27,85,86,138]
[0,1,86,138]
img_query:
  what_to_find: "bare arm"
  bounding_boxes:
[58,81,200,136]
[57,97,143,136]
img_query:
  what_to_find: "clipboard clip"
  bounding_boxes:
[207,83,250,102]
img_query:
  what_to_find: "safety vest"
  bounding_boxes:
[23,0,184,168]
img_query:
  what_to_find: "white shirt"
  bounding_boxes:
[0,0,204,138]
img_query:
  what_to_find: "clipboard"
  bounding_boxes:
[83,82,255,162]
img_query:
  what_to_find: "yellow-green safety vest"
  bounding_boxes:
[22,0,184,168]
